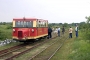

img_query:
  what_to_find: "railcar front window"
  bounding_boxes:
[24,21,33,27]
[24,22,27,27]
[28,21,33,27]
[15,21,23,27]
[15,21,33,27]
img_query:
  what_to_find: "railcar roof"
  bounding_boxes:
[13,18,48,21]
[13,18,37,20]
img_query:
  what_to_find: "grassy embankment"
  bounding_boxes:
[0,24,12,40]
[0,24,22,50]
[51,29,90,60]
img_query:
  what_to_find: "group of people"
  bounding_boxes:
[69,25,79,38]
[48,24,79,39]
[48,26,65,39]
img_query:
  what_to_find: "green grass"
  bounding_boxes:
[69,39,90,60]
[0,24,12,40]
[51,30,90,60]
[51,36,75,60]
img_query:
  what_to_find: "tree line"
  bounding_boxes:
[0,22,12,25]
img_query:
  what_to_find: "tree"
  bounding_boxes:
[82,16,90,40]
[63,23,68,27]
[85,16,90,29]
[85,16,90,23]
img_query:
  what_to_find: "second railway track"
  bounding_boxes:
[28,33,68,60]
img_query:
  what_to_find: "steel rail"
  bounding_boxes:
[5,36,57,60]
[0,43,24,55]
[28,36,63,60]
[28,31,68,60]
[47,37,68,60]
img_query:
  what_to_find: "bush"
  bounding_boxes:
[0,25,12,41]
[80,29,90,40]
[0,30,6,40]
[6,25,12,29]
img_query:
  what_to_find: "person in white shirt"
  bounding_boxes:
[69,27,73,38]
[54,27,58,36]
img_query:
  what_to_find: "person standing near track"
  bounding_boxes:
[75,25,79,37]
[54,27,58,36]
[57,27,60,37]
[48,27,52,39]
[69,27,73,38]
[62,26,65,35]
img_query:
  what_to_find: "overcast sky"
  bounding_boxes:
[0,0,90,23]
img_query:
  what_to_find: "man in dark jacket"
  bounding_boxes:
[75,25,78,37]
[48,27,52,39]
[62,26,65,35]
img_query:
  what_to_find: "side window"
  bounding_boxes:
[42,21,43,27]
[37,20,47,27]
[38,21,41,27]
[43,21,45,27]
[46,21,48,27]
[41,21,43,27]
[42,21,45,27]
[45,21,48,27]
[36,21,38,27]
[44,22,46,27]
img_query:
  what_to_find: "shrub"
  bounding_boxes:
[0,26,12,41]
[6,25,12,29]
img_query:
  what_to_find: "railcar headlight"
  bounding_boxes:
[13,29,15,31]
[32,29,34,32]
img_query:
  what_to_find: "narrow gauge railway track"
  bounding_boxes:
[0,42,33,59]
[0,36,57,60]
[28,34,68,60]
[0,43,26,56]
[48,37,68,60]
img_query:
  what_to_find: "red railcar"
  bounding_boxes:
[12,17,48,42]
